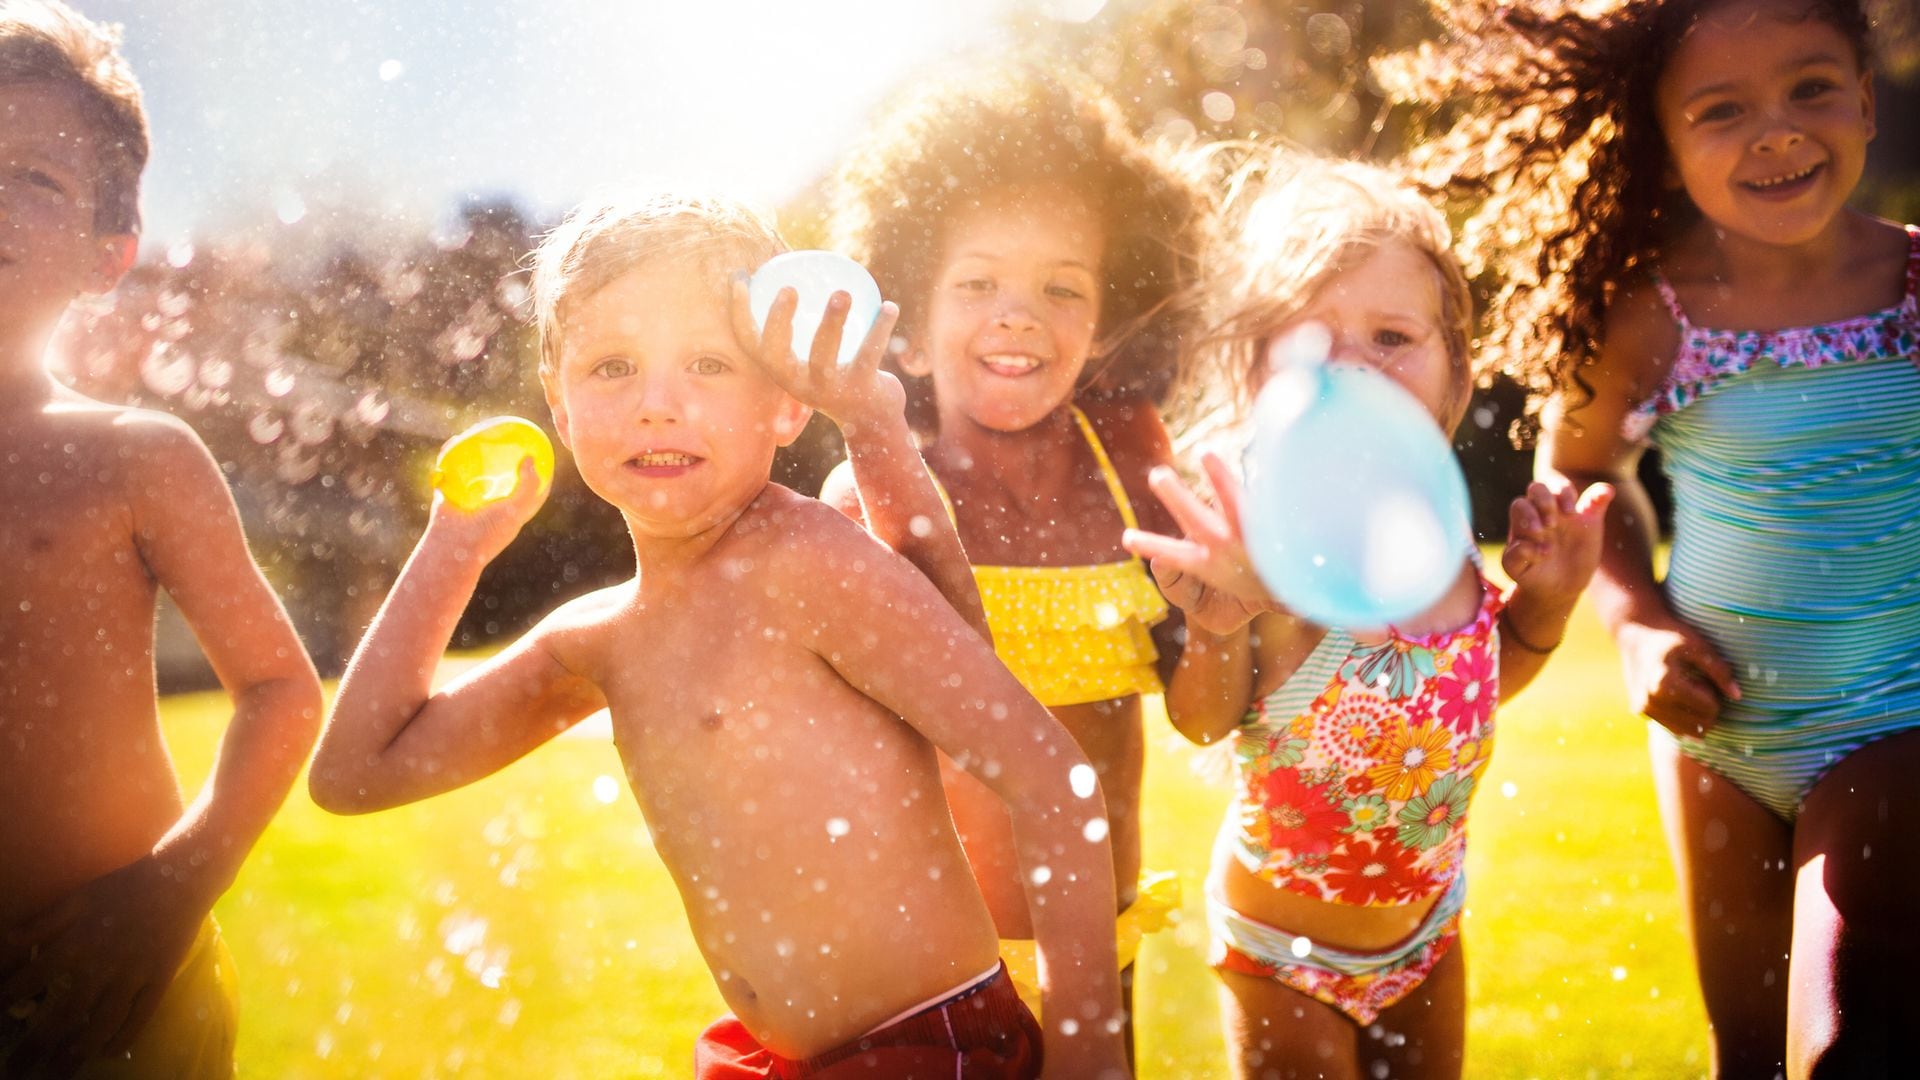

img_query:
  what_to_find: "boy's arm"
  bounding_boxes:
[309,460,606,813]
[1537,287,1740,734]
[731,281,991,640]
[1,414,324,1071]
[788,515,1126,1078]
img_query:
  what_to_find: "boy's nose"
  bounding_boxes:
[633,377,683,423]
[992,293,1042,331]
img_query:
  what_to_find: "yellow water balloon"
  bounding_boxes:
[431,417,555,510]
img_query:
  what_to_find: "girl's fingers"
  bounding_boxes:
[1199,452,1247,539]
[1121,528,1208,572]
[1146,466,1229,546]
[1576,482,1615,518]
[1508,494,1544,537]
[104,981,164,1056]
[1680,637,1742,701]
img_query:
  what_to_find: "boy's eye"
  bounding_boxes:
[956,278,994,293]
[690,356,729,375]
[593,358,634,378]
[1374,328,1413,349]
[1791,78,1836,101]
[1046,283,1086,300]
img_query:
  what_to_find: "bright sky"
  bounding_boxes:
[85,0,1106,248]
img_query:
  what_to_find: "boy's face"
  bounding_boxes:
[0,81,134,349]
[543,253,811,538]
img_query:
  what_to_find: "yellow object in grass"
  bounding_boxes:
[431,417,555,510]
[1000,871,1182,1015]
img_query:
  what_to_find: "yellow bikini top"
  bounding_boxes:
[934,407,1168,708]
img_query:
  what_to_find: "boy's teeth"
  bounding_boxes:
[637,452,695,466]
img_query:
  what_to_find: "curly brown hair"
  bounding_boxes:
[1376,0,1876,442]
[829,61,1204,431]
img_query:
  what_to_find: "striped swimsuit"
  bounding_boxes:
[1624,225,1920,821]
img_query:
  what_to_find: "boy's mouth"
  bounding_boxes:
[626,450,703,476]
[978,353,1044,378]
[1740,161,1823,199]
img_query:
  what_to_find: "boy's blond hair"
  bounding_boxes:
[0,0,149,234]
[528,192,785,374]
[1177,146,1474,434]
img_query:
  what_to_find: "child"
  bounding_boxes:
[0,3,325,1076]
[823,65,1202,1025]
[1121,150,1611,1080]
[1391,0,1920,1072]
[308,193,1131,1079]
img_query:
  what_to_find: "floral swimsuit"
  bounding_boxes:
[1208,576,1502,1024]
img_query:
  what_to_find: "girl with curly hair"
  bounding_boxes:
[820,64,1202,1052]
[1389,1,1920,1073]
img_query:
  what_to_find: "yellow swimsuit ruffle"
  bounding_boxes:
[975,560,1168,707]
[1000,871,1182,1016]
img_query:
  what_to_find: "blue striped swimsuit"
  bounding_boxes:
[1624,225,1920,821]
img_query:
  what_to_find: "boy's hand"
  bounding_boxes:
[426,456,546,566]
[1122,453,1274,635]
[1501,480,1614,603]
[728,277,905,437]
[0,857,203,1077]
[1617,618,1742,737]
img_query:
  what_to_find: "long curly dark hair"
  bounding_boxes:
[829,61,1204,432]
[1377,0,1877,442]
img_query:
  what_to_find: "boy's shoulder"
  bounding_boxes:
[32,393,208,456]
[727,484,901,582]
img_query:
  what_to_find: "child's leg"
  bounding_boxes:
[1786,726,1920,1078]
[1649,732,1793,1076]
[1369,943,1467,1080]
[1218,968,1361,1080]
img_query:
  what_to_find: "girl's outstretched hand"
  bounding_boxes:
[728,276,905,437]
[1122,452,1275,636]
[1501,479,1613,603]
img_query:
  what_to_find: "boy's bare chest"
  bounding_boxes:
[0,447,144,596]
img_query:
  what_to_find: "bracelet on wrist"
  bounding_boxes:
[1498,608,1562,655]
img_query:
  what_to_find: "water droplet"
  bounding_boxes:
[1069,763,1097,799]
[139,345,195,396]
[1083,817,1108,843]
[592,775,620,804]
[379,59,405,81]
[289,400,335,445]
[825,817,850,839]
[165,242,194,268]
[1611,966,1628,981]
[353,389,390,426]
[1291,936,1313,959]
[264,365,296,397]
[247,412,284,445]
[1030,865,1052,886]
[1501,781,1518,799]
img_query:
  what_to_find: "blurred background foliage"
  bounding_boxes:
[53,0,1920,682]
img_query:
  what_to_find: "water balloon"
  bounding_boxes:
[748,250,882,367]
[1239,335,1471,629]
[431,416,554,511]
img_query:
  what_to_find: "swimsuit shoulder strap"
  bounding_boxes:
[1069,405,1141,532]
[1647,270,1692,330]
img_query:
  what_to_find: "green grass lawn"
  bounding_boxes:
[161,593,1708,1078]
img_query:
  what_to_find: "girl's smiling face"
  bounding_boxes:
[1655,0,1875,246]
[908,183,1105,435]
[1261,240,1468,434]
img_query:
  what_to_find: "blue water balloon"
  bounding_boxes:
[1239,336,1472,629]
[748,251,883,368]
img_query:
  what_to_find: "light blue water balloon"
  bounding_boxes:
[748,251,883,368]
[1239,332,1472,629]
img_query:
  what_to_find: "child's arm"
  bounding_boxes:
[1122,455,1320,745]
[1497,479,1613,698]
[308,460,606,813]
[1539,287,1741,734]
[789,515,1126,1079]
[0,415,324,1071]
[730,280,991,641]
